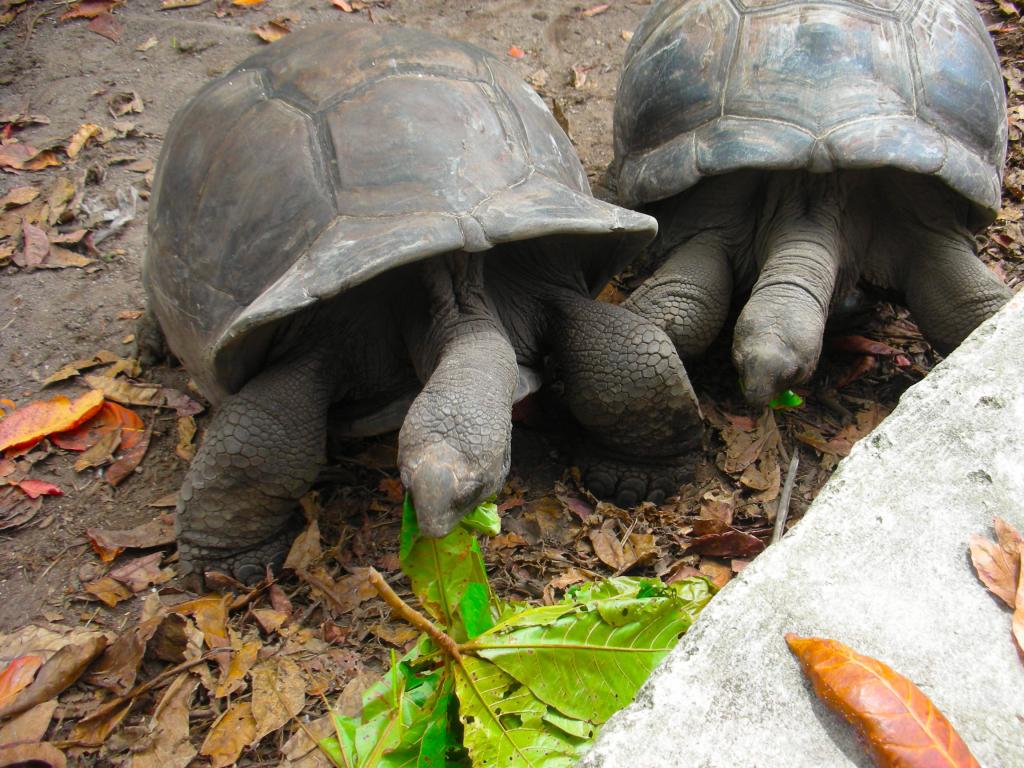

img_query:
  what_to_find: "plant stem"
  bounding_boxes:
[367,567,464,662]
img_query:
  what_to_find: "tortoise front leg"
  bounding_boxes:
[176,349,331,585]
[548,294,703,507]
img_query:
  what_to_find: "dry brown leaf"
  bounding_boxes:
[88,12,123,42]
[136,36,158,51]
[969,517,1022,608]
[697,558,732,589]
[85,614,163,694]
[284,518,322,572]
[253,18,292,42]
[15,220,49,269]
[105,421,151,486]
[69,697,133,747]
[43,350,120,387]
[0,699,58,743]
[214,640,260,698]
[581,3,610,16]
[0,743,66,768]
[200,700,256,767]
[252,608,289,634]
[73,429,121,471]
[368,623,420,647]
[129,673,197,768]
[82,374,160,406]
[109,552,170,592]
[250,657,306,743]
[86,514,176,562]
[699,489,735,525]
[1,186,39,208]
[66,124,101,159]
[60,0,117,21]
[84,576,133,607]
[0,635,108,719]
[175,416,196,462]
[1014,542,1024,656]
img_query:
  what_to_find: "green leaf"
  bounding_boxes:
[319,647,453,768]
[465,577,714,723]
[769,389,804,409]
[459,581,495,639]
[401,498,492,637]
[454,655,585,768]
[459,502,501,536]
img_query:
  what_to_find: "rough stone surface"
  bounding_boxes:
[580,291,1024,768]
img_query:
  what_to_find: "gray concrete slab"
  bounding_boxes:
[581,291,1024,768]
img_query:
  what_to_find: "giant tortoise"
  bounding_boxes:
[140,23,703,582]
[613,0,1011,405]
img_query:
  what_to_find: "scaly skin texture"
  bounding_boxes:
[627,169,1011,406]
[548,294,703,506]
[163,246,706,585]
[175,348,332,584]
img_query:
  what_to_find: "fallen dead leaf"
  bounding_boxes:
[129,673,197,768]
[88,12,123,42]
[175,416,196,461]
[85,614,163,694]
[1,186,39,208]
[331,0,353,9]
[253,18,292,42]
[687,519,766,559]
[786,635,980,768]
[200,700,256,768]
[16,220,49,269]
[0,635,108,719]
[369,622,420,647]
[250,657,306,743]
[0,390,104,453]
[969,516,1022,608]
[582,3,610,16]
[160,0,205,8]
[109,552,170,592]
[0,699,58,744]
[136,35,158,51]
[1014,542,1024,656]
[0,655,44,710]
[73,430,121,471]
[214,639,260,698]
[697,558,732,589]
[60,0,118,20]
[82,374,160,406]
[507,45,526,59]
[84,576,133,607]
[105,419,152,486]
[54,400,143,452]
[14,479,62,499]
[0,486,42,531]
[252,608,289,634]
[66,123,101,159]
[284,518,322,572]
[69,697,133,748]
[86,514,176,562]
[0,743,67,768]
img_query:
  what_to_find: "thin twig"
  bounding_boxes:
[367,567,463,663]
[772,449,800,545]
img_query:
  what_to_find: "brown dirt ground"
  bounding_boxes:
[0,0,1022,765]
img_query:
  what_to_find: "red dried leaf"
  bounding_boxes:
[0,655,44,710]
[0,486,42,531]
[86,513,176,563]
[16,479,63,498]
[16,221,49,269]
[0,390,104,453]
[786,635,980,768]
[831,335,903,357]
[105,420,151,487]
[60,0,117,20]
[88,12,123,43]
[687,519,765,558]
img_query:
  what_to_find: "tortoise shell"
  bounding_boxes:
[145,23,656,402]
[612,0,1007,226]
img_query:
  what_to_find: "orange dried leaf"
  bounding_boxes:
[84,576,133,607]
[53,401,142,452]
[105,420,150,486]
[16,479,63,498]
[200,700,256,767]
[66,123,101,159]
[1,186,39,208]
[1014,542,1024,656]
[0,390,104,453]
[0,655,44,710]
[253,19,291,43]
[507,45,526,59]
[786,634,979,768]
[60,0,117,20]
[0,636,108,720]
[582,3,610,16]
[214,640,260,698]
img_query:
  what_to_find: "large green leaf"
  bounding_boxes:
[400,497,493,637]
[464,577,714,723]
[454,655,585,768]
[319,649,460,768]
